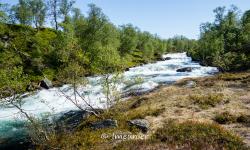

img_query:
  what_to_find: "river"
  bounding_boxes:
[0,52,218,148]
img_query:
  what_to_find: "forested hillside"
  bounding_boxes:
[0,1,194,95]
[188,6,250,71]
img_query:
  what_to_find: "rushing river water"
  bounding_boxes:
[0,52,218,147]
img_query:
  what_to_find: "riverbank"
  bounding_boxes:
[38,71,250,149]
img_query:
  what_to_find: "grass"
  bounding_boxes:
[189,93,224,109]
[218,73,250,81]
[237,115,250,127]
[214,112,250,127]
[114,121,247,150]
[214,112,237,124]
[214,111,250,126]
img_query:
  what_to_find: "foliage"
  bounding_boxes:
[119,24,139,56]
[10,0,33,25]
[59,0,75,23]
[188,6,250,71]
[0,2,9,23]
[0,66,28,97]
[30,0,47,28]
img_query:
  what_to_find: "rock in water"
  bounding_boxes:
[39,78,53,89]
[128,119,150,133]
[56,110,90,131]
[164,57,171,60]
[176,67,192,72]
[157,56,171,61]
[125,68,130,71]
[91,119,118,129]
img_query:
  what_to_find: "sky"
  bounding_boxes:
[1,0,250,39]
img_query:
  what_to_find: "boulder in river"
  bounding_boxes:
[176,67,192,72]
[125,68,130,71]
[55,110,91,132]
[91,119,118,130]
[39,78,53,89]
[164,57,171,60]
[128,119,150,133]
[157,57,171,61]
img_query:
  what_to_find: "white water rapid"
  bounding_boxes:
[0,52,218,143]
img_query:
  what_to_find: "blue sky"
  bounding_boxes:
[1,0,249,39]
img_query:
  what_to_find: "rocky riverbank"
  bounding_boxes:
[19,72,248,150]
